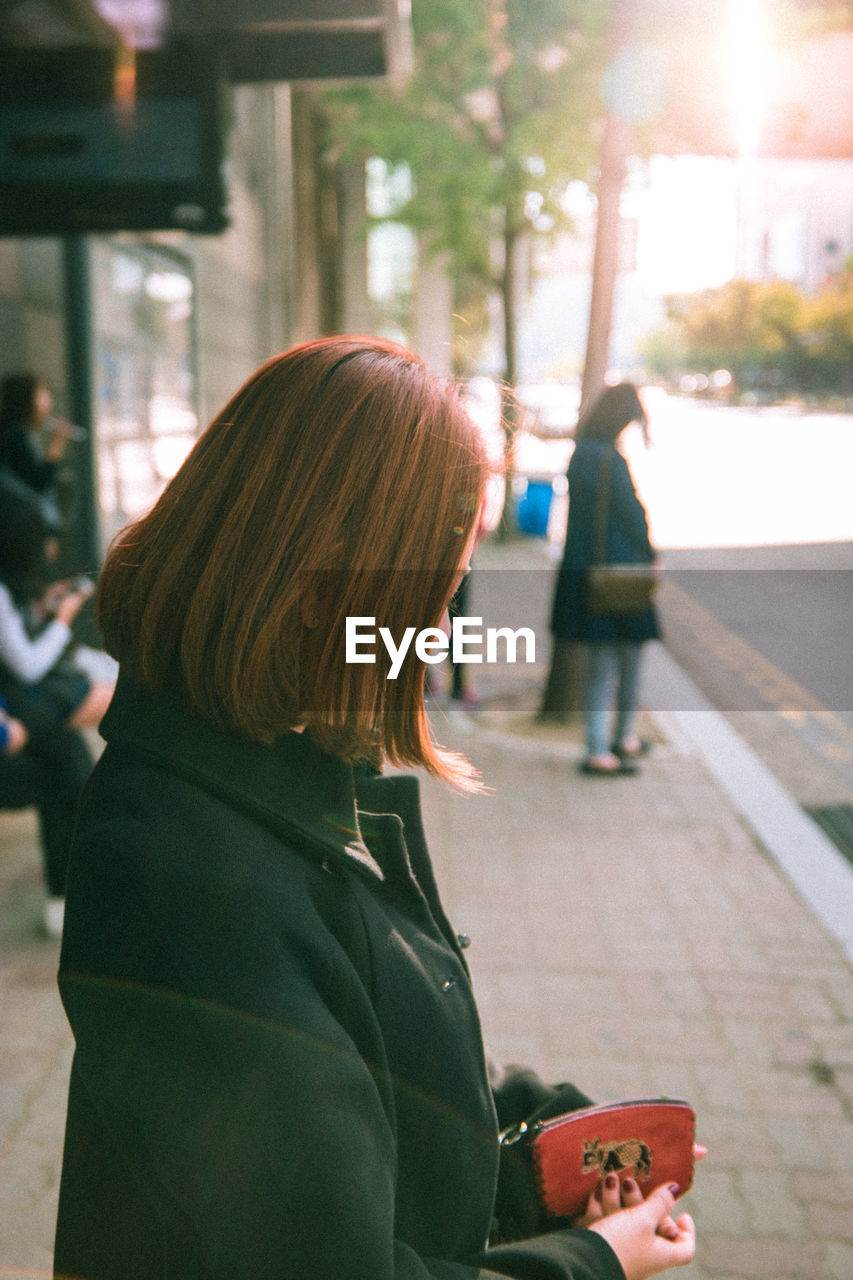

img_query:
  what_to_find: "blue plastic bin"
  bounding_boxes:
[516,477,554,536]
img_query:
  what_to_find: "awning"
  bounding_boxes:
[0,0,412,82]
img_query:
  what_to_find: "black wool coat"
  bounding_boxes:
[54,677,625,1280]
[550,438,660,646]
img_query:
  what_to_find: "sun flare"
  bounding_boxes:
[727,0,768,156]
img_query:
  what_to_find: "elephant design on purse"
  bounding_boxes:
[582,1137,653,1182]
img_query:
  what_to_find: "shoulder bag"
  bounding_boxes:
[586,452,659,616]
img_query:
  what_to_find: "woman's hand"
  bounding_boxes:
[54,587,88,627]
[43,418,76,461]
[41,582,68,613]
[43,576,94,627]
[574,1144,705,1278]
[573,1171,646,1229]
[587,1182,695,1278]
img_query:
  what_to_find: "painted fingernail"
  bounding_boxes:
[623,1178,636,1192]
[605,1174,618,1190]
[668,1183,681,1196]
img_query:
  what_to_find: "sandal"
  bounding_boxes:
[612,738,653,761]
[578,756,638,777]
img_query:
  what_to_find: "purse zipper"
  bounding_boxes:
[499,1098,691,1147]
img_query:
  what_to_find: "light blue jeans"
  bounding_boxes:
[585,642,644,757]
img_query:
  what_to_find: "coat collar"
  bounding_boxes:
[99,676,386,881]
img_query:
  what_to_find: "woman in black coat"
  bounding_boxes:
[54,339,695,1280]
[550,385,660,776]
[0,373,74,529]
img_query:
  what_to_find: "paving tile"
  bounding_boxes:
[791,1171,853,1206]
[691,1168,752,1238]
[767,1115,853,1174]
[738,1168,807,1237]
[702,1235,827,1279]
[826,1240,853,1280]
[807,1203,853,1244]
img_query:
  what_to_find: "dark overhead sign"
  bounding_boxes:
[0,45,229,235]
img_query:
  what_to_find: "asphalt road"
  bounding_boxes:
[660,541,853,720]
[655,554,853,813]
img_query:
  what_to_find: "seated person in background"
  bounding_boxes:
[0,698,92,936]
[0,490,114,936]
[0,372,78,530]
[0,491,114,732]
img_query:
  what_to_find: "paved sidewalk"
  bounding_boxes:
[0,811,70,1280]
[421,706,853,1280]
[1,541,852,1279]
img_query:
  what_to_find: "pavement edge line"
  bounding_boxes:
[645,643,853,965]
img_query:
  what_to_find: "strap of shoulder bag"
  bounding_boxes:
[592,450,613,565]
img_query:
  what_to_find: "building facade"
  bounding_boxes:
[1,82,295,573]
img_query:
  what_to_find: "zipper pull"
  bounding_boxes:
[499,1120,540,1147]
[499,1121,527,1146]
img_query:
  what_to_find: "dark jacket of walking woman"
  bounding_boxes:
[550,385,659,648]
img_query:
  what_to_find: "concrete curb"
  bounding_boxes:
[644,643,853,967]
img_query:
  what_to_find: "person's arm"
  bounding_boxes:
[0,583,72,683]
[608,455,655,561]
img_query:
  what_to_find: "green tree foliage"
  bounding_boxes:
[322,0,608,380]
[802,264,853,386]
[774,0,853,41]
[642,267,853,398]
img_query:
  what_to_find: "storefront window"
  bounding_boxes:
[90,240,197,550]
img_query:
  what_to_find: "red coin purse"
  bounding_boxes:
[501,1098,696,1221]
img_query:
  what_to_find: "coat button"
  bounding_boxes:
[457,933,471,950]
[441,978,457,993]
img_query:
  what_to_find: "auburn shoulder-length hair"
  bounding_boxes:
[96,336,489,786]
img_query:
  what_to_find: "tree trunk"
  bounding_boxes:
[290,87,324,341]
[539,118,630,714]
[538,640,588,722]
[579,0,642,412]
[541,0,639,712]
[579,111,633,414]
[497,218,521,540]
